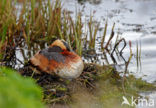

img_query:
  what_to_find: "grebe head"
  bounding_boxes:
[50,39,71,51]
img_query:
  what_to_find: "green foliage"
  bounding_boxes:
[0,67,45,108]
[0,0,17,59]
[0,0,114,59]
[70,64,156,108]
[97,68,156,108]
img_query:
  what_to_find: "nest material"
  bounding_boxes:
[19,63,117,104]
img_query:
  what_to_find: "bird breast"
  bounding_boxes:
[57,56,84,79]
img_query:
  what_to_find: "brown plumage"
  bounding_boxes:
[30,39,84,79]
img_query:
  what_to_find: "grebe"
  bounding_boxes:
[29,39,84,79]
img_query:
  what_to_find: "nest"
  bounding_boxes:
[19,63,100,104]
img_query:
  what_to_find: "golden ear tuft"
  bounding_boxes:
[50,39,66,50]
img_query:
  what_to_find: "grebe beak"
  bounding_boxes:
[61,40,71,51]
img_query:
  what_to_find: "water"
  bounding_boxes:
[63,0,156,107]
[15,0,156,80]
[63,0,156,82]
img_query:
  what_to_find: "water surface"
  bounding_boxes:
[62,0,156,107]
[63,0,156,83]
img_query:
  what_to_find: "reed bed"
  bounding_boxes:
[0,0,17,59]
[0,0,132,67]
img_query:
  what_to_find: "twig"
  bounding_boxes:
[111,38,127,64]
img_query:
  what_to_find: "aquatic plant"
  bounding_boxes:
[0,0,122,65]
[136,40,142,71]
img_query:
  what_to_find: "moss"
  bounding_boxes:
[126,75,156,91]
[69,64,156,108]
[0,67,45,108]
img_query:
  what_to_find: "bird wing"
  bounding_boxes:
[39,46,65,63]
[30,46,65,73]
